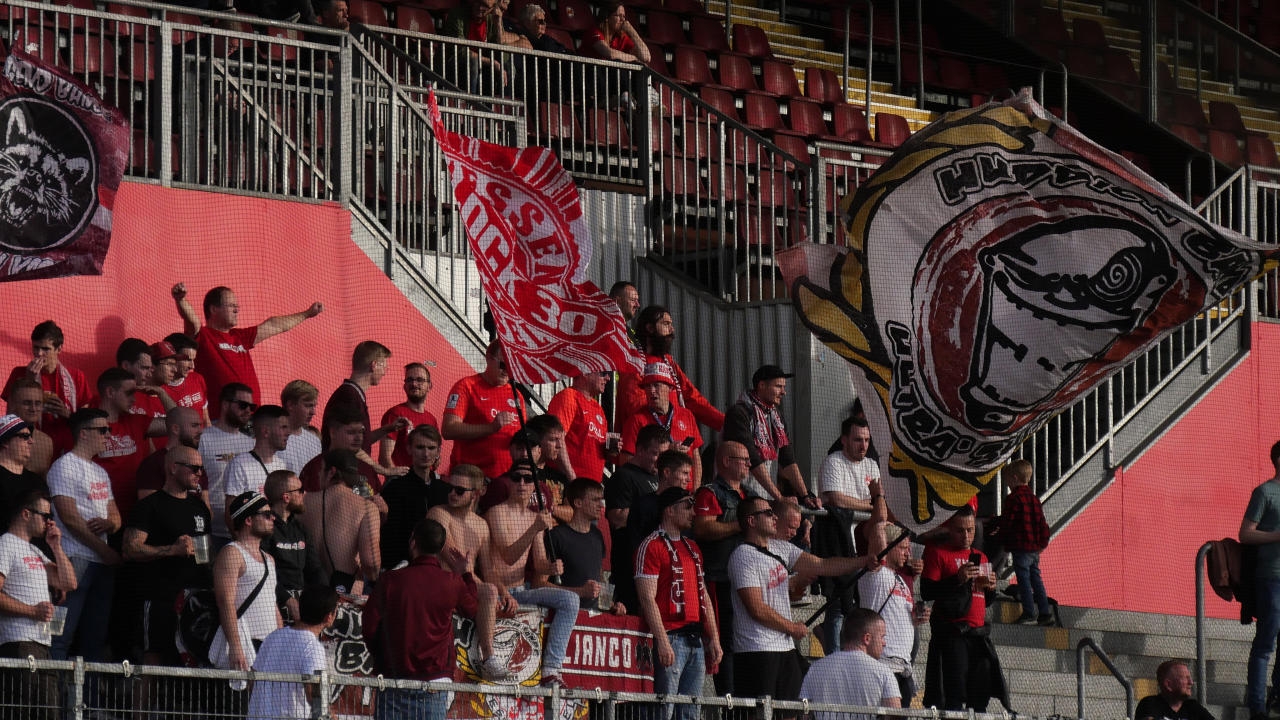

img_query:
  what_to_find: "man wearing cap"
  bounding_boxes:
[379,363,440,470]
[619,362,702,487]
[211,491,281,670]
[171,282,324,406]
[143,341,183,427]
[47,408,122,663]
[636,486,722,719]
[5,379,55,476]
[301,449,381,594]
[723,365,812,507]
[161,333,209,425]
[0,415,42,528]
[616,306,724,434]
[123,445,214,666]
[223,405,291,529]
[0,487,77,720]
[442,340,529,480]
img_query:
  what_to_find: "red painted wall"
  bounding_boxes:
[0,183,474,459]
[1042,321,1280,618]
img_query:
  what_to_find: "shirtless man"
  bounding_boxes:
[486,472,580,687]
[300,449,380,595]
[426,463,515,680]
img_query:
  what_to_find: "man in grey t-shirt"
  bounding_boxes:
[1240,440,1280,720]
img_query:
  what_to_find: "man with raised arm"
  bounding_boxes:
[171,282,323,405]
[486,467,580,686]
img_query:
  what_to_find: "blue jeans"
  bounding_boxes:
[508,585,580,674]
[1012,551,1050,617]
[375,686,449,720]
[52,559,114,661]
[653,631,705,720]
[1248,577,1280,712]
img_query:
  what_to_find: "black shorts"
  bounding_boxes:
[139,597,180,663]
[733,650,802,702]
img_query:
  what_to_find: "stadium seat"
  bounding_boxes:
[900,51,939,89]
[662,157,706,200]
[761,61,802,100]
[832,104,871,143]
[643,10,686,48]
[107,2,153,38]
[771,133,811,167]
[708,164,751,203]
[674,47,723,89]
[717,53,762,95]
[1208,100,1249,138]
[757,169,800,209]
[164,11,203,44]
[1246,135,1280,169]
[698,86,739,121]
[395,4,434,33]
[68,35,116,76]
[8,27,61,65]
[399,0,454,11]
[1164,93,1207,127]
[1065,45,1100,79]
[936,56,974,94]
[1208,128,1243,167]
[664,0,716,20]
[260,27,301,62]
[537,102,584,144]
[1072,17,1107,47]
[972,62,1010,103]
[349,0,390,27]
[1170,122,1205,150]
[586,108,632,150]
[688,16,731,55]
[732,23,777,60]
[874,112,911,147]
[58,0,96,29]
[556,0,595,34]
[804,66,846,107]
[743,93,788,134]
[680,119,719,160]
[786,98,834,141]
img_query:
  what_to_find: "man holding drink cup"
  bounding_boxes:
[123,445,215,665]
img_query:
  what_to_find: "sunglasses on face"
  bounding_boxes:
[446,482,472,495]
[233,400,258,411]
[176,462,204,472]
[25,508,53,521]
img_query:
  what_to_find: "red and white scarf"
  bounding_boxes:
[738,390,787,462]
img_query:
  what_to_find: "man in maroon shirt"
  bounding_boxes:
[365,518,480,717]
[171,283,323,405]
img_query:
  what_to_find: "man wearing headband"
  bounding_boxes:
[211,491,281,670]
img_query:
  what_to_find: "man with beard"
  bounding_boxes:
[381,425,449,570]
[1135,661,1215,720]
[618,363,702,486]
[616,306,722,433]
[425,463,512,679]
[262,470,324,624]
[723,365,812,507]
[211,492,281,670]
[379,363,439,470]
[442,340,528,480]
[5,379,54,476]
[278,380,322,474]
[223,405,292,524]
[136,407,207,505]
[200,383,257,542]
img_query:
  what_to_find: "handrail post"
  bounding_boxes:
[1077,638,1134,720]
[1195,541,1212,705]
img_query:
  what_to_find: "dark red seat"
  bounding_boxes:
[9,27,61,65]
[537,102,584,143]
[674,46,723,89]
[68,35,116,75]
[832,104,870,143]
[1208,129,1242,167]
[762,60,802,99]
[1208,100,1249,137]
[698,86,739,121]
[1035,9,1071,45]
[680,120,720,161]
[1247,135,1280,169]
[586,108,631,150]
[644,10,686,47]
[772,133,811,167]
[395,4,435,33]
[732,23,777,60]
[743,93,786,133]
[1163,93,1207,127]
[786,98,833,141]
[545,26,576,53]
[663,157,706,199]
[1072,17,1107,47]
[936,55,974,93]
[1170,123,1205,150]
[107,2,152,38]
[688,16,730,55]
[717,53,761,94]
[874,112,910,147]
[804,66,846,107]
[349,0,390,27]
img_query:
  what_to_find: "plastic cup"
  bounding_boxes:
[605,433,621,454]
[980,561,993,579]
[47,606,68,636]
[193,535,211,565]
[598,582,615,611]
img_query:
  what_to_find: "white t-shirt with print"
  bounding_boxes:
[46,453,114,562]
[247,626,328,720]
[817,453,879,502]
[728,538,803,652]
[199,425,255,538]
[858,565,915,662]
[0,533,52,646]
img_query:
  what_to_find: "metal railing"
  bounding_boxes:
[1194,540,1214,705]
[0,656,1089,720]
[1076,639,1134,720]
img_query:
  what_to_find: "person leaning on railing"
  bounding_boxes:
[441,0,511,95]
[579,0,649,65]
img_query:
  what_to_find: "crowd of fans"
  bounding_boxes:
[0,280,1198,720]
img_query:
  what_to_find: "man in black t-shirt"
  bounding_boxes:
[544,479,625,614]
[123,445,214,664]
[0,414,42,529]
[605,425,671,613]
[262,469,324,622]
[1135,660,1215,720]
[380,425,449,570]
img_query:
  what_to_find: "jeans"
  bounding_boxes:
[1248,577,1280,712]
[52,559,115,661]
[508,584,580,674]
[653,632,705,720]
[375,687,449,720]
[1011,551,1050,617]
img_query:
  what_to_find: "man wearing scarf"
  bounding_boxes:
[723,366,817,509]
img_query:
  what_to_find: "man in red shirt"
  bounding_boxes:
[617,307,723,435]
[161,333,210,424]
[116,340,176,439]
[441,340,527,479]
[920,506,1008,713]
[619,362,702,486]
[547,371,610,483]
[171,282,324,405]
[364,518,479,717]
[93,368,165,521]
[380,362,440,469]
[3,321,93,428]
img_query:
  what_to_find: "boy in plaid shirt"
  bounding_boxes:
[994,460,1052,625]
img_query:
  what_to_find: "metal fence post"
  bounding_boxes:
[71,656,85,720]
[318,669,334,720]
[1195,541,1212,705]
[336,38,355,205]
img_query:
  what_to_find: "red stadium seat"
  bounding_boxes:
[762,61,802,100]
[1163,93,1207,127]
[1208,129,1243,167]
[556,0,595,34]
[698,86,739,121]
[644,10,686,47]
[732,23,777,60]
[348,0,390,27]
[772,133,811,167]
[1247,135,1280,169]
[874,112,910,147]
[688,16,730,55]
[1072,17,1107,47]
[1170,122,1205,150]
[717,53,761,95]
[832,104,870,143]
[936,55,974,93]
[664,0,716,19]
[1208,100,1249,137]
[680,120,719,160]
[545,26,576,52]
[674,47,724,89]
[662,157,706,199]
[395,4,435,33]
[743,93,786,133]
[260,27,301,62]
[107,2,152,37]
[786,98,833,141]
[68,35,116,75]
[8,27,61,65]
[804,66,846,107]
[1035,9,1071,46]
[586,108,632,150]
[708,164,751,203]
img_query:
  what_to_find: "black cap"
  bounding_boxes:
[752,364,794,386]
[229,491,269,522]
[658,486,694,510]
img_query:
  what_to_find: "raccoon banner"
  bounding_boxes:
[0,50,128,281]
[779,89,1280,533]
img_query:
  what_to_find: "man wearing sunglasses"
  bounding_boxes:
[200,383,257,543]
[0,414,42,529]
[728,496,885,707]
[5,379,56,477]
[262,470,324,625]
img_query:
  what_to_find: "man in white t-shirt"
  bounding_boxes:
[222,405,290,530]
[858,524,929,705]
[800,608,901,720]
[728,496,883,704]
[47,408,122,662]
[815,416,881,653]
[200,383,256,540]
[247,584,338,720]
[277,380,322,474]
[0,488,77,720]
